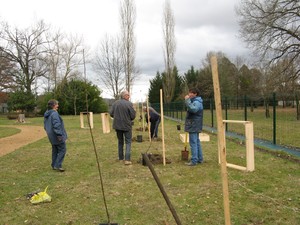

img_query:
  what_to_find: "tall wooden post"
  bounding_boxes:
[146,98,151,141]
[210,56,231,225]
[160,89,166,166]
[141,102,145,132]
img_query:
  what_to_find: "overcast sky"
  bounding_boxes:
[0,0,251,102]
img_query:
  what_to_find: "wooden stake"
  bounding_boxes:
[146,98,151,140]
[101,113,110,133]
[210,56,231,225]
[136,103,141,130]
[160,89,166,166]
[141,102,145,132]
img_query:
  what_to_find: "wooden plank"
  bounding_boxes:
[101,113,110,133]
[211,55,231,225]
[227,163,247,171]
[80,112,93,129]
[80,112,84,128]
[223,119,249,124]
[146,98,151,140]
[160,89,166,166]
[245,122,255,171]
[179,133,210,142]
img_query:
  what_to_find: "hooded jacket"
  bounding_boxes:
[44,109,68,145]
[184,96,203,133]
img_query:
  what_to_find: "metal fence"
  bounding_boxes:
[151,93,300,149]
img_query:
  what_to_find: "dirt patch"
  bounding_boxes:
[0,125,47,157]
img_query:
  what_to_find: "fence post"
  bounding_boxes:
[244,95,248,121]
[273,92,276,145]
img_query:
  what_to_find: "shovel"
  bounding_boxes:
[181,132,189,161]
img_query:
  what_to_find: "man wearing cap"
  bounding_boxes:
[44,99,68,172]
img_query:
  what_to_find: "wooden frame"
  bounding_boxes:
[221,120,255,172]
[80,112,94,129]
[179,133,210,143]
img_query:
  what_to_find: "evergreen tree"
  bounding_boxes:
[239,64,252,96]
[184,66,199,89]
[197,67,214,99]
[7,89,36,113]
[171,66,183,102]
[148,72,163,104]
[218,56,238,97]
[52,79,107,115]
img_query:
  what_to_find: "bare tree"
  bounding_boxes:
[93,34,125,99]
[44,31,84,92]
[268,59,298,106]
[162,0,176,103]
[120,0,138,93]
[236,0,300,79]
[0,54,17,91]
[59,34,84,81]
[0,20,49,94]
[44,29,62,92]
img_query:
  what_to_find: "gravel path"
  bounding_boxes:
[0,125,46,157]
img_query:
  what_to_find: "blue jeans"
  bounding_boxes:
[189,132,203,164]
[116,130,132,161]
[51,142,66,168]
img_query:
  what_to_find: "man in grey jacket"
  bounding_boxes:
[44,99,68,172]
[110,90,136,165]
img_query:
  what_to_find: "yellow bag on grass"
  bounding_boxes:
[30,186,51,204]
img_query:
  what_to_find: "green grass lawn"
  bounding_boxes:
[0,126,21,138]
[0,115,299,225]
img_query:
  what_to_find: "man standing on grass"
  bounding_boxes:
[184,88,204,166]
[44,99,68,172]
[110,90,136,165]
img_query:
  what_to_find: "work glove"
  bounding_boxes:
[57,136,63,142]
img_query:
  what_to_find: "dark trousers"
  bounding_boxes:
[150,119,160,138]
[51,142,66,168]
[116,129,132,161]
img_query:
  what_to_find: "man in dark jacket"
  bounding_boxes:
[110,90,136,165]
[184,88,204,166]
[44,99,68,172]
[143,106,161,139]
